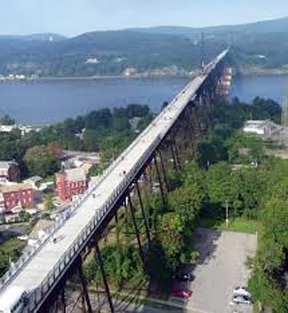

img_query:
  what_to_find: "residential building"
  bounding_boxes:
[243,120,282,136]
[55,168,88,201]
[0,183,34,212]
[0,161,20,183]
[23,176,43,190]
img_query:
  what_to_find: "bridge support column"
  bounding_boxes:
[123,199,129,234]
[174,144,182,171]
[95,241,115,313]
[114,210,121,254]
[135,180,151,244]
[61,287,66,313]
[158,150,169,192]
[78,258,93,313]
[170,145,179,172]
[127,192,145,262]
[154,155,166,211]
[142,170,152,228]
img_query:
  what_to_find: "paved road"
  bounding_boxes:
[186,229,257,313]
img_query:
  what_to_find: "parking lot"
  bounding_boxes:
[186,228,257,313]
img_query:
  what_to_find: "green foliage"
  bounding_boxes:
[158,213,184,258]
[24,145,60,177]
[44,193,55,212]
[0,115,15,126]
[248,178,288,311]
[83,129,100,151]
[168,185,205,223]
[0,239,23,277]
[84,244,144,289]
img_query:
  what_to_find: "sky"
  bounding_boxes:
[1,0,288,37]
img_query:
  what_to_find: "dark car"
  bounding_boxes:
[174,272,194,282]
[173,264,194,282]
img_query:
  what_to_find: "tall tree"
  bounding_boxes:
[24,145,60,177]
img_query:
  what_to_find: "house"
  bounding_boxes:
[0,183,34,212]
[23,176,43,190]
[0,161,20,183]
[55,168,88,201]
[243,120,282,137]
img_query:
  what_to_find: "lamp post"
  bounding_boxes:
[225,200,229,228]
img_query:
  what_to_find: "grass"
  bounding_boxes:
[0,238,23,253]
[198,217,258,234]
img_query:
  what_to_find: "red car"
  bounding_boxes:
[171,290,193,298]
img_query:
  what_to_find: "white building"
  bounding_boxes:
[243,120,282,136]
[23,176,43,190]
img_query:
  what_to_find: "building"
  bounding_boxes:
[0,161,20,183]
[55,168,88,201]
[0,183,34,212]
[23,176,43,190]
[0,124,41,136]
[243,120,282,137]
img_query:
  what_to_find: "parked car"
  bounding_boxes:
[171,289,193,298]
[233,286,251,298]
[232,295,251,305]
[173,272,194,282]
[173,264,194,282]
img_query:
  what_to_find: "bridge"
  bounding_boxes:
[0,49,231,312]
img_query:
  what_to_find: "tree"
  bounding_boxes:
[158,213,184,258]
[47,142,63,159]
[0,114,15,125]
[24,145,60,177]
[83,129,99,151]
[206,162,232,205]
[169,184,205,223]
[44,194,55,212]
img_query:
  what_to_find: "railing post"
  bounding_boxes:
[95,241,115,313]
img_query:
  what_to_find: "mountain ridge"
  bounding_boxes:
[0,17,287,78]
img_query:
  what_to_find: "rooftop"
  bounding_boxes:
[56,168,87,182]
[24,176,43,184]
[0,161,18,170]
[0,183,32,193]
[66,168,86,182]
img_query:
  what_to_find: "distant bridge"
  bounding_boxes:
[0,49,231,313]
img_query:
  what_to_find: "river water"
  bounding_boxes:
[0,75,288,124]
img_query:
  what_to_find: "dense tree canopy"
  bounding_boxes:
[24,145,60,177]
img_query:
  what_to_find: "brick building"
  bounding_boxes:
[56,168,88,201]
[0,183,34,212]
[0,161,20,183]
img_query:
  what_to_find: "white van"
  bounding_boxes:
[0,286,28,313]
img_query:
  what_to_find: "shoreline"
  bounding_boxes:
[1,70,288,82]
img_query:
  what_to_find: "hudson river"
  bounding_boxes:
[0,75,288,124]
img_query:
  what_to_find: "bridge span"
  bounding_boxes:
[0,49,229,312]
